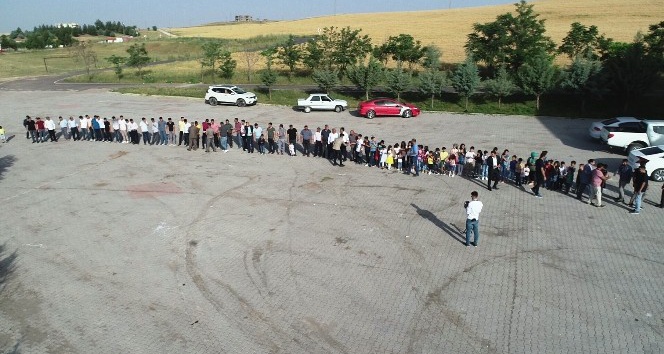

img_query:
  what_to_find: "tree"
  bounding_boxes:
[317,26,372,78]
[421,45,442,71]
[152,26,158,31]
[380,34,425,70]
[466,0,555,74]
[559,56,603,112]
[126,43,150,79]
[218,50,237,79]
[643,21,664,65]
[277,35,302,80]
[517,54,557,111]
[105,55,126,81]
[241,46,261,83]
[385,66,412,101]
[260,47,279,99]
[558,22,612,60]
[312,69,340,94]
[347,57,384,100]
[372,43,390,66]
[0,35,18,51]
[418,69,446,108]
[302,39,323,71]
[200,41,222,81]
[603,41,660,112]
[451,56,481,111]
[483,66,515,109]
[70,41,98,81]
[260,70,277,100]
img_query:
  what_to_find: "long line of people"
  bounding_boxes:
[19,114,663,213]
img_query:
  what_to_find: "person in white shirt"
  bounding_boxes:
[327,128,338,160]
[58,116,68,140]
[68,116,79,140]
[111,117,120,142]
[465,191,483,247]
[45,116,57,142]
[78,116,89,141]
[128,119,139,144]
[119,117,128,143]
[139,118,149,145]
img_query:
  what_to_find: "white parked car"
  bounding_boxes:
[588,117,641,140]
[628,145,664,182]
[205,85,257,107]
[600,120,664,154]
[297,94,348,113]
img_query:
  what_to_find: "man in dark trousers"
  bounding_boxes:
[630,164,649,214]
[531,150,547,198]
[486,150,501,191]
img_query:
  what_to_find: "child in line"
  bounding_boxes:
[447,154,457,177]
[386,146,394,170]
[0,126,6,143]
[522,163,530,185]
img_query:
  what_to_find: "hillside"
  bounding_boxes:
[171,0,664,63]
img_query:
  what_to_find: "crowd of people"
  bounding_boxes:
[17,114,664,214]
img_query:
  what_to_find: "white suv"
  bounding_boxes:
[204,85,257,107]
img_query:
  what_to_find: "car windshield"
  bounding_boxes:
[636,146,664,156]
[233,88,247,94]
[601,118,619,125]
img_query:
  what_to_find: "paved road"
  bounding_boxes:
[0,89,662,353]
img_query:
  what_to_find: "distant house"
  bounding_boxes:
[56,23,79,28]
[105,36,133,44]
[234,15,253,22]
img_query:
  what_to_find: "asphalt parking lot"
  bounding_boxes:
[0,89,662,353]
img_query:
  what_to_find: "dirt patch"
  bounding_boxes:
[126,182,183,199]
[334,237,348,245]
[109,151,128,159]
[300,182,322,191]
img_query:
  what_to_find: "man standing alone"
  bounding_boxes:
[465,191,483,247]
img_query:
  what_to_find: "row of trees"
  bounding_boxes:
[247,1,662,112]
[1,20,139,50]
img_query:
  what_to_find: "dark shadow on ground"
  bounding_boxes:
[5,135,16,143]
[0,243,17,293]
[0,155,16,180]
[411,203,465,245]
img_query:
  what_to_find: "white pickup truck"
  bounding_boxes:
[601,120,664,154]
[297,94,348,113]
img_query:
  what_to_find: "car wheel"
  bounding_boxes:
[237,99,247,107]
[334,105,343,113]
[626,143,645,154]
[652,169,664,182]
[304,106,311,113]
[366,110,375,119]
[402,109,412,118]
[209,97,218,106]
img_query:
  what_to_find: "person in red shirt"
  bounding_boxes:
[589,163,609,207]
[35,117,46,143]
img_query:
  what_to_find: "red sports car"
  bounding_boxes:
[357,98,421,119]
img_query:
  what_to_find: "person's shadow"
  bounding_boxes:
[411,203,466,245]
